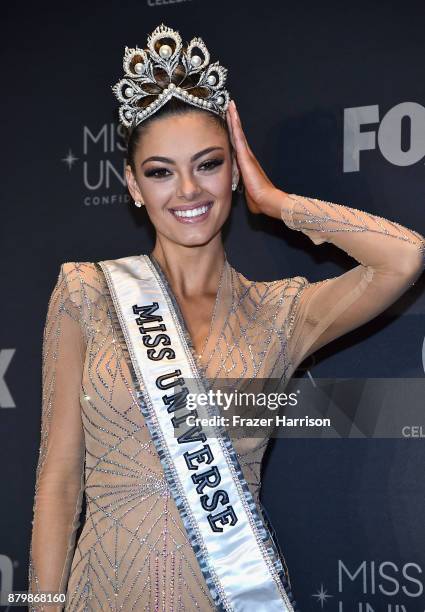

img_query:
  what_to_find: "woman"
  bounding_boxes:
[28,24,424,612]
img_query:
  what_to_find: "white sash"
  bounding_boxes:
[99,254,296,612]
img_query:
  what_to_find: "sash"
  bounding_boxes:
[98,254,297,612]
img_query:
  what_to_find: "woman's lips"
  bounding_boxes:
[169,201,214,224]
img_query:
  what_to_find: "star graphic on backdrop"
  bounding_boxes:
[312,584,333,608]
[61,149,79,170]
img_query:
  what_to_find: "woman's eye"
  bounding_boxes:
[143,158,224,179]
[200,158,224,171]
[144,167,170,178]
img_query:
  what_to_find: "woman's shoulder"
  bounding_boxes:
[60,260,100,284]
[59,260,108,307]
[226,266,311,328]
[59,252,148,296]
[231,263,310,295]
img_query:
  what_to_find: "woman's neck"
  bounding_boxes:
[150,238,227,300]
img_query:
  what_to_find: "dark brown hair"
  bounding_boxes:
[125,99,232,174]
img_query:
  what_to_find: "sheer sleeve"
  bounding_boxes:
[28,263,86,611]
[281,193,425,369]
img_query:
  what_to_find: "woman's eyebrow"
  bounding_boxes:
[141,146,224,166]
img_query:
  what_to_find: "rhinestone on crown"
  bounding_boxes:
[111,23,230,129]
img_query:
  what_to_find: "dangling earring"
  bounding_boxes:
[231,182,237,191]
[134,200,144,207]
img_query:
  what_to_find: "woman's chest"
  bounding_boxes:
[78,300,283,464]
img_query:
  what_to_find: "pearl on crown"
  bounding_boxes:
[134,63,144,74]
[159,44,172,59]
[207,74,217,86]
[125,87,133,97]
[216,95,224,105]
[190,55,202,68]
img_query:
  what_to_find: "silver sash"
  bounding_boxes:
[99,254,296,612]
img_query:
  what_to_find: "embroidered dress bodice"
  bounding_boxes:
[28,194,424,611]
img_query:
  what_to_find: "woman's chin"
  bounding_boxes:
[176,233,218,248]
[166,225,221,248]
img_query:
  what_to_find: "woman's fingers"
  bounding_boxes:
[230,104,267,179]
[226,101,275,213]
[230,102,255,157]
[229,102,276,197]
[226,107,236,150]
[229,102,247,151]
[228,102,252,172]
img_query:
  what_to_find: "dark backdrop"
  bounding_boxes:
[1,0,425,609]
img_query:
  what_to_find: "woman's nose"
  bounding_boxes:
[176,174,202,200]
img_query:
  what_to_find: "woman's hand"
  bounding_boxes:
[226,99,283,218]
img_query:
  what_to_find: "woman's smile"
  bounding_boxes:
[168,200,214,223]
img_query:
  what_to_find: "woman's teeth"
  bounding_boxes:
[171,202,213,218]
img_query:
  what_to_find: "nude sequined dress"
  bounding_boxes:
[28,194,425,611]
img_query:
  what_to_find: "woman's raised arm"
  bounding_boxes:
[280,193,425,367]
[226,100,425,368]
[28,263,86,611]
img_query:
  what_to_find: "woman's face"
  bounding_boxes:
[125,111,239,248]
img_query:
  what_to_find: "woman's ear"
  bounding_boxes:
[125,164,144,202]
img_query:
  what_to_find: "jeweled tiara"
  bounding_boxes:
[111,23,231,130]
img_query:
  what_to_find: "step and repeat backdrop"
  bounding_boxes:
[1,0,425,609]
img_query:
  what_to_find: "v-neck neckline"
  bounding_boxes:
[147,252,229,370]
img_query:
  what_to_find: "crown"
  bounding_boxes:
[111,24,231,130]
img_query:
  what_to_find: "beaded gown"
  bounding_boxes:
[28,194,425,611]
